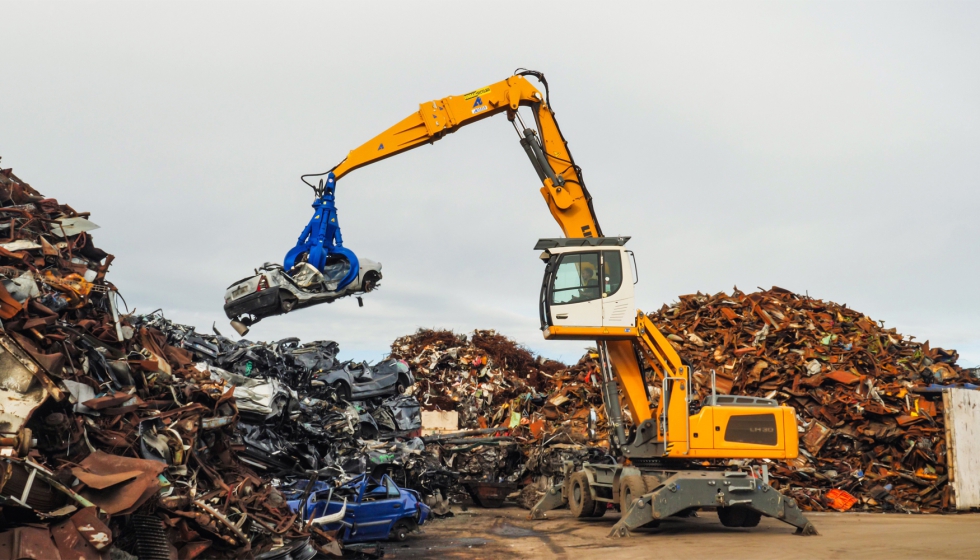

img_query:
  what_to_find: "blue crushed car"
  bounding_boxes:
[285,474,430,543]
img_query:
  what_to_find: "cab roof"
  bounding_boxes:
[534,236,630,250]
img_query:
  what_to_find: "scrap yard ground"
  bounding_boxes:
[396,507,980,559]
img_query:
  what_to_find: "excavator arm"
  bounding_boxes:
[293,70,685,453]
[329,71,602,239]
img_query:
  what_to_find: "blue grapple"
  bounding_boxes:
[283,172,360,290]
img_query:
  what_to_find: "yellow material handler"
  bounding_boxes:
[283,70,817,536]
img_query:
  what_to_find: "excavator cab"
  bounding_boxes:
[536,237,636,340]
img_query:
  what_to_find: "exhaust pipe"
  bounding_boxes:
[230,320,249,337]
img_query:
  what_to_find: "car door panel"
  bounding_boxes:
[352,478,399,541]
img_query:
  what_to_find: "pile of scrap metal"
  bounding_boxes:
[0,168,310,558]
[0,166,430,559]
[647,287,978,513]
[123,313,438,550]
[391,329,601,436]
[389,329,617,509]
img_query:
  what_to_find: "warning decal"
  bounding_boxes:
[463,87,491,101]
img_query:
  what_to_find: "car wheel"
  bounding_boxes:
[332,381,351,401]
[395,376,408,395]
[280,296,297,313]
[390,521,410,542]
[363,272,380,293]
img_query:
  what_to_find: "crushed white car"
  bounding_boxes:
[224,257,381,334]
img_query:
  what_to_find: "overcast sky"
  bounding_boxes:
[2,1,978,366]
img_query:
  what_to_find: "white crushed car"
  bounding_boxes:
[224,257,381,334]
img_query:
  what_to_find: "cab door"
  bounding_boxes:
[548,251,603,328]
[599,250,634,327]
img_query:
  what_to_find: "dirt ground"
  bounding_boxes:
[383,506,980,559]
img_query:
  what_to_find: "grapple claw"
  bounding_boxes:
[284,172,360,290]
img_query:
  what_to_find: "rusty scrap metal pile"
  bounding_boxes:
[647,287,978,513]
[392,329,578,432]
[0,168,371,559]
[389,329,615,505]
[391,290,980,515]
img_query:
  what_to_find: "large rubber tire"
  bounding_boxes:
[619,475,647,514]
[620,475,660,528]
[740,509,762,527]
[568,472,596,519]
[591,496,607,518]
[641,475,662,491]
[718,506,761,528]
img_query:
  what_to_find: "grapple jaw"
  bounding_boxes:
[284,172,360,290]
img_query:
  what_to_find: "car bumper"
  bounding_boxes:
[224,286,281,319]
[417,503,430,525]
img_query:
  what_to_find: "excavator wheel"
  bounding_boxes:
[641,474,663,490]
[568,472,596,518]
[741,510,762,527]
[590,496,607,518]
[717,506,761,528]
[620,475,660,528]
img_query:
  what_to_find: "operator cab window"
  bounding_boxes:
[552,252,601,304]
[601,250,623,297]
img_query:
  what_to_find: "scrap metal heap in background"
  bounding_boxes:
[645,288,979,513]
[389,318,975,514]
[389,329,613,508]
